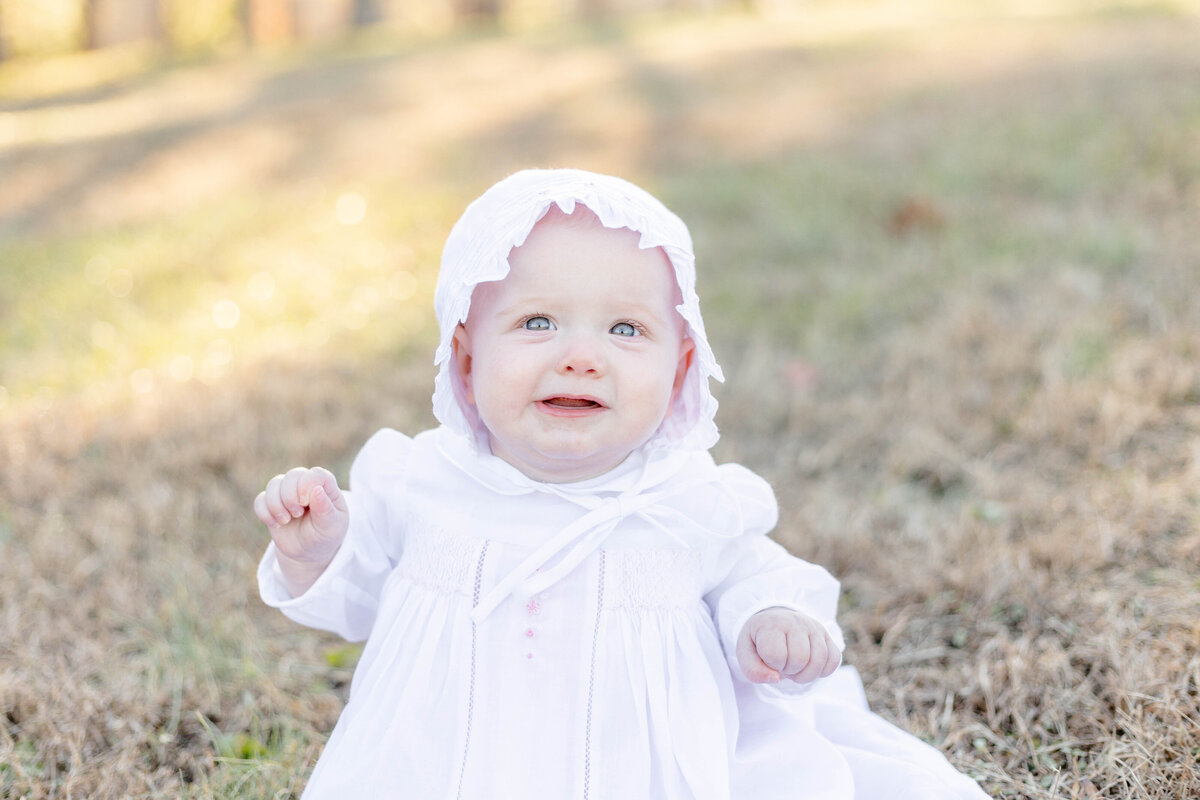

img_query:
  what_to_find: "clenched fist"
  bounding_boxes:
[736,607,840,685]
[253,466,349,597]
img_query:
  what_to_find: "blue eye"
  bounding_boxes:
[524,316,554,331]
[610,322,639,337]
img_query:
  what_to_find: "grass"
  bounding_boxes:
[2,2,1200,797]
[0,185,446,405]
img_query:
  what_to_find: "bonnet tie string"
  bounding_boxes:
[436,431,744,623]
[469,481,729,623]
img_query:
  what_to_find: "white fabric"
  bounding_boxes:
[258,427,989,799]
[432,168,722,454]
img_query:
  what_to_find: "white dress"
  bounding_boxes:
[259,426,989,799]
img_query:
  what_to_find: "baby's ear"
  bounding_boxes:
[452,324,475,404]
[671,336,695,402]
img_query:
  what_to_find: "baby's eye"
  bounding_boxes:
[610,322,640,337]
[523,316,554,331]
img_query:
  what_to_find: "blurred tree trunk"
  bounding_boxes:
[147,0,166,52]
[242,0,295,45]
[454,0,501,22]
[82,0,163,50]
[579,0,610,20]
[352,0,383,26]
[83,0,99,49]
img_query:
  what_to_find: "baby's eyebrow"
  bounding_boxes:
[489,296,552,316]
[614,302,678,324]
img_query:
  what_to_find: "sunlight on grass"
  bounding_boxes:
[0,182,454,411]
[4,0,1195,412]
[0,41,163,103]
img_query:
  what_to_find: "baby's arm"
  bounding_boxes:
[736,607,840,685]
[253,466,349,597]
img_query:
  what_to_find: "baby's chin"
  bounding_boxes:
[489,442,644,484]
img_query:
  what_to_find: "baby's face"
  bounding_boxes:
[453,210,694,483]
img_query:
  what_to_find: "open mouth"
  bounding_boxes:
[542,397,604,410]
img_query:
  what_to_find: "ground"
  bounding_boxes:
[1,2,1198,797]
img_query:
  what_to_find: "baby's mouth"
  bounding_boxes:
[542,397,603,409]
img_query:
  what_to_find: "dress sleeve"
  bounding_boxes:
[701,464,845,695]
[257,428,412,642]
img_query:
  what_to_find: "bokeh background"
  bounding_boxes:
[2,1,1199,797]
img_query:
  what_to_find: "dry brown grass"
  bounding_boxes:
[3,3,1199,797]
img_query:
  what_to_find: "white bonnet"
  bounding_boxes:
[432,168,724,454]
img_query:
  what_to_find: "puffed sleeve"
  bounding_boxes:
[257,428,412,641]
[701,463,844,694]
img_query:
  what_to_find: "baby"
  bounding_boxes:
[254,169,988,799]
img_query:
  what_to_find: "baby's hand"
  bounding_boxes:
[253,466,349,596]
[736,607,840,685]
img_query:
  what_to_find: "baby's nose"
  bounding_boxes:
[556,335,605,375]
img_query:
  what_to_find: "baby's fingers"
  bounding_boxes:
[305,484,347,539]
[252,490,276,528]
[256,474,293,528]
[781,628,813,679]
[787,630,841,684]
[755,628,790,674]
[817,631,841,677]
[785,630,825,684]
[278,467,312,518]
[296,467,346,514]
[735,624,781,683]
